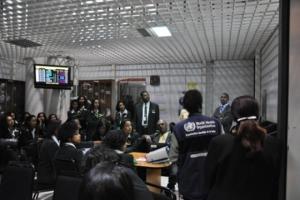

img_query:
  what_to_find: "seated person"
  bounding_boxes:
[119,119,140,153]
[146,119,172,151]
[103,130,135,170]
[0,113,20,168]
[80,162,135,200]
[54,121,84,174]
[37,120,61,186]
[84,144,153,200]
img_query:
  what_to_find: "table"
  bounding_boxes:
[130,152,171,193]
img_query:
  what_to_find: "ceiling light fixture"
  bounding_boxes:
[150,26,172,37]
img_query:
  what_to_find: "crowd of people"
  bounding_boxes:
[0,90,282,200]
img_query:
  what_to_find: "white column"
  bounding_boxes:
[24,57,44,115]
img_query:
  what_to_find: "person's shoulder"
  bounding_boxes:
[150,101,159,107]
[264,135,282,153]
[211,134,234,144]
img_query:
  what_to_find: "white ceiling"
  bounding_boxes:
[0,0,279,66]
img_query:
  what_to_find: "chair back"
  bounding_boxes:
[53,176,82,200]
[54,158,80,177]
[0,161,35,200]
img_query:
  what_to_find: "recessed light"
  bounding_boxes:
[150,26,172,37]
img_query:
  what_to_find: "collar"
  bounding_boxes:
[65,142,76,148]
[52,135,60,146]
[115,149,124,154]
[120,109,128,114]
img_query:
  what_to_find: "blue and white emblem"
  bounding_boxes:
[184,122,196,132]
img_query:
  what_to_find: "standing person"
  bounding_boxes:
[115,100,131,129]
[86,99,105,141]
[36,112,47,137]
[170,90,222,200]
[134,91,159,136]
[212,93,233,134]
[204,96,282,200]
[67,99,80,121]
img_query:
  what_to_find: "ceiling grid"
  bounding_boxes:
[0,0,279,66]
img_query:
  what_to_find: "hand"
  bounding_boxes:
[143,135,152,143]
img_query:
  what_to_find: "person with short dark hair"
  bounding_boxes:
[212,92,233,134]
[103,130,135,170]
[204,95,282,200]
[134,91,159,136]
[54,121,84,173]
[169,89,222,200]
[80,162,135,200]
[84,143,154,200]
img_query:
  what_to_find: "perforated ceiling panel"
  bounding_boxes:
[0,0,279,66]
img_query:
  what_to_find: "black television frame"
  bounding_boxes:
[33,64,73,90]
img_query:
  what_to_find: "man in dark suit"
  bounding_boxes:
[213,93,233,134]
[135,91,159,136]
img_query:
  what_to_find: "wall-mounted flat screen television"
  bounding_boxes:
[34,64,72,89]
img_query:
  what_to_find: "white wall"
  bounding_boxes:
[287,0,300,199]
[79,60,254,124]
[255,27,279,122]
[0,58,26,81]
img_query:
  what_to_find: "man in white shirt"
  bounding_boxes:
[134,91,159,136]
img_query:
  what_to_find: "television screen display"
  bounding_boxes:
[34,64,72,89]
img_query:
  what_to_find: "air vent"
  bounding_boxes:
[137,28,151,37]
[6,39,42,48]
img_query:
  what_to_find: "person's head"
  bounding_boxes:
[120,119,132,135]
[84,144,120,172]
[220,93,229,105]
[37,112,47,123]
[6,114,14,128]
[103,130,127,151]
[96,120,110,136]
[23,112,31,122]
[179,108,189,120]
[183,89,203,115]
[25,115,37,129]
[48,114,58,122]
[70,99,79,111]
[78,95,87,107]
[140,91,150,103]
[7,111,16,120]
[80,162,134,200]
[169,122,176,133]
[73,118,82,130]
[231,95,266,152]
[45,120,61,138]
[91,99,100,110]
[116,100,126,112]
[58,121,81,144]
[157,119,168,134]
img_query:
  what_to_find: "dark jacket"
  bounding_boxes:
[135,102,159,135]
[173,114,222,200]
[54,143,84,174]
[204,134,282,200]
[212,104,233,134]
[37,137,59,185]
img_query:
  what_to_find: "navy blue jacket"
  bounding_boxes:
[174,114,222,200]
